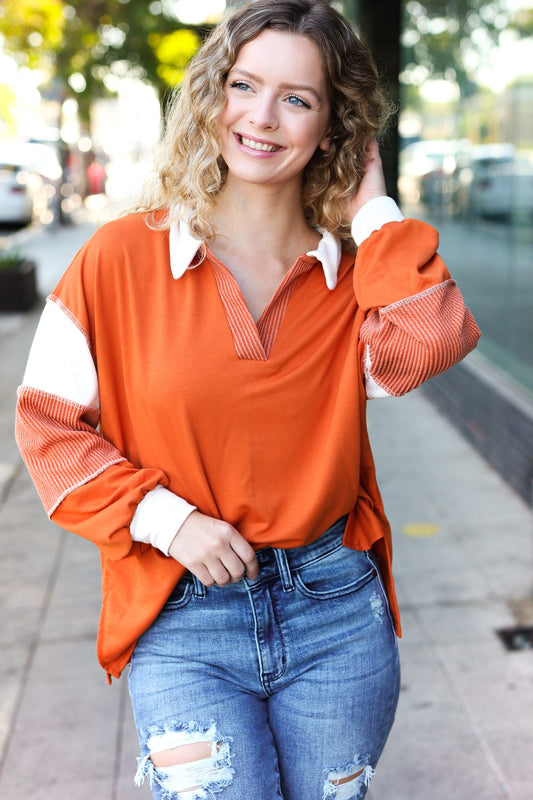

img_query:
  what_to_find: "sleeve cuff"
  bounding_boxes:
[130,485,197,556]
[351,196,404,247]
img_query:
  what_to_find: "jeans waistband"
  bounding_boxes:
[247,514,349,593]
[188,515,349,597]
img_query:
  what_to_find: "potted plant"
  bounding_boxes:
[0,246,38,312]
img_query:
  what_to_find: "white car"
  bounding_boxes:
[0,159,35,225]
[0,141,63,226]
[453,144,533,219]
[468,159,533,219]
[399,139,471,207]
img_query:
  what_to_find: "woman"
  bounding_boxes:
[15,1,480,798]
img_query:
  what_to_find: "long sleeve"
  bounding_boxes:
[352,204,480,398]
[15,295,195,560]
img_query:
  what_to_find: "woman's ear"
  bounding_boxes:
[319,134,331,152]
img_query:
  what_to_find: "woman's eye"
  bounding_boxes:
[229,81,251,92]
[286,95,311,108]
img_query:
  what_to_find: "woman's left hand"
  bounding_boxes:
[343,139,387,221]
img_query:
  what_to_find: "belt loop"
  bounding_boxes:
[274,548,294,593]
[192,574,207,598]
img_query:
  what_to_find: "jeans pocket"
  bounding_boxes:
[161,577,193,610]
[294,545,376,600]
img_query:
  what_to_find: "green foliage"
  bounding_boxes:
[402,0,532,98]
[0,0,211,124]
[0,246,24,271]
[0,0,64,69]
[0,83,17,134]
[151,29,201,88]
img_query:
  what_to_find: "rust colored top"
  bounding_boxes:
[15,212,480,680]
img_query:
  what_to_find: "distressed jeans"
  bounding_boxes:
[128,516,401,800]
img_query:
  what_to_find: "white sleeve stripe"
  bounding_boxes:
[21,299,100,409]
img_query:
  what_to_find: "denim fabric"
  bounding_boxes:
[128,517,400,800]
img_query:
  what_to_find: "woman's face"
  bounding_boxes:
[218,29,331,191]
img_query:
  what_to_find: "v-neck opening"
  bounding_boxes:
[207,251,318,361]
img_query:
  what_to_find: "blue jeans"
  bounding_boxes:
[128,517,400,800]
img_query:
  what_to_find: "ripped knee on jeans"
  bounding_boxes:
[323,755,375,800]
[135,721,234,799]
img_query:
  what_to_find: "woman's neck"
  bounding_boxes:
[206,179,323,323]
[209,179,320,263]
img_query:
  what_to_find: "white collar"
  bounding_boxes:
[169,218,343,291]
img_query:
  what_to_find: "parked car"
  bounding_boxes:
[0,141,63,226]
[399,139,471,208]
[0,159,35,226]
[453,144,533,220]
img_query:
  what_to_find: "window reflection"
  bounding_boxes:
[399,1,533,397]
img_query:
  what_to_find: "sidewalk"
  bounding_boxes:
[1,217,532,799]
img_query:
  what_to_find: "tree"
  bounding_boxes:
[0,0,64,70]
[401,0,532,99]
[54,0,213,122]
[0,0,213,127]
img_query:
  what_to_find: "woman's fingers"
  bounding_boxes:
[229,530,259,580]
[344,138,387,220]
[206,546,247,585]
[168,510,259,586]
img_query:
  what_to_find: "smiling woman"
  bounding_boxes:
[15,2,480,799]
[216,31,331,191]
[135,0,389,251]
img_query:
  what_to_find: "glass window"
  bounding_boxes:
[399,1,533,397]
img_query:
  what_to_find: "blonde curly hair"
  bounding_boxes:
[136,0,390,251]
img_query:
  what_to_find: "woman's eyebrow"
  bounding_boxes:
[279,82,322,101]
[229,68,323,102]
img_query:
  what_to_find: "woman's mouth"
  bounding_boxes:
[236,134,282,153]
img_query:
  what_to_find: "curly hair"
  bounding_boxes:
[135,0,390,251]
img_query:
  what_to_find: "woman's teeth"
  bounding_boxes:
[240,136,280,152]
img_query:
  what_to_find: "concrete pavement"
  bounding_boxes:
[1,213,532,799]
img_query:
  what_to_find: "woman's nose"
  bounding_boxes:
[249,94,279,130]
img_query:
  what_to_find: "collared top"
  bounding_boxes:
[168,195,404,285]
[165,198,404,363]
[15,197,480,679]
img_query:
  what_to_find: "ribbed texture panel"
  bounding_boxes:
[211,265,267,360]
[360,280,480,397]
[211,256,315,360]
[15,386,125,515]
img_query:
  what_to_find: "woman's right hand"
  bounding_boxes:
[168,510,259,587]
[343,138,387,221]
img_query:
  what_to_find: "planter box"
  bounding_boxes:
[0,260,38,312]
